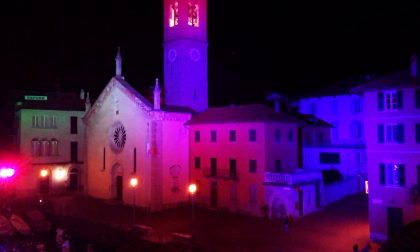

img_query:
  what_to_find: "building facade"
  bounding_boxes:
[352,56,420,241]
[187,104,322,218]
[14,92,87,197]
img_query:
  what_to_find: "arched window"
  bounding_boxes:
[31,138,41,156]
[51,139,59,156]
[188,2,199,27]
[42,139,51,156]
[169,1,179,27]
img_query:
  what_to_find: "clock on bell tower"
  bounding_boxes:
[163,0,208,112]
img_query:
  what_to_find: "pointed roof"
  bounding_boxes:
[186,104,302,125]
[84,76,193,121]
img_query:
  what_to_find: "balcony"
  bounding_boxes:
[265,170,322,185]
[203,168,238,181]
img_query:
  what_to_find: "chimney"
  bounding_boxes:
[80,89,85,100]
[154,78,161,110]
[411,53,418,78]
[85,92,91,112]
[115,47,123,77]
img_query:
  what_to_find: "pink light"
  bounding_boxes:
[0,168,15,178]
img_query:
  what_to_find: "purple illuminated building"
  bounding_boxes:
[352,54,420,242]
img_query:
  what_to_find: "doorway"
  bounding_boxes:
[69,168,78,191]
[387,207,403,238]
[210,182,218,208]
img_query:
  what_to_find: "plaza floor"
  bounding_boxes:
[37,192,380,252]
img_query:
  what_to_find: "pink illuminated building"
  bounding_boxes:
[187,105,322,218]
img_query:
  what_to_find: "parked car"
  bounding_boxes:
[0,214,13,237]
[9,214,31,236]
[24,209,52,233]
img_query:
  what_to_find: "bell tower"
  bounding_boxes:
[163,0,208,112]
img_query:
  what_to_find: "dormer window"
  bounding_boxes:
[188,2,199,27]
[169,2,179,27]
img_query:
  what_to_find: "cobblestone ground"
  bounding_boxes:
[6,192,380,252]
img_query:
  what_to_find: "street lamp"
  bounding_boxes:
[188,183,197,238]
[130,177,138,224]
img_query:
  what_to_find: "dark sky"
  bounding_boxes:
[0,1,419,106]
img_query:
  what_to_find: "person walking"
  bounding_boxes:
[353,244,360,252]
[283,216,289,233]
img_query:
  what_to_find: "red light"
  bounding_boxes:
[0,168,15,178]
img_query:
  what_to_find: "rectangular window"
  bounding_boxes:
[416,89,420,109]
[275,160,281,172]
[194,157,201,169]
[275,129,281,142]
[70,142,78,162]
[70,116,78,134]
[249,185,257,204]
[381,90,403,111]
[351,99,362,113]
[102,148,106,171]
[416,124,420,143]
[229,159,237,179]
[32,116,36,128]
[211,130,217,142]
[287,130,294,142]
[249,160,257,173]
[385,124,404,143]
[380,163,405,187]
[249,129,256,142]
[194,131,200,142]
[133,148,137,173]
[319,152,340,164]
[229,130,236,142]
[211,158,217,176]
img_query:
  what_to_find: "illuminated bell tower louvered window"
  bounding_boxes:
[164,0,208,112]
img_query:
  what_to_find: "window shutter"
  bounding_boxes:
[416,124,420,143]
[397,124,404,143]
[378,92,384,111]
[379,164,385,185]
[397,90,403,109]
[416,89,420,108]
[378,124,384,143]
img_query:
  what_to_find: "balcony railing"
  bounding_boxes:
[203,168,238,181]
[265,170,322,185]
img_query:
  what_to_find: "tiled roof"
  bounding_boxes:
[351,70,420,93]
[293,113,332,127]
[186,104,302,125]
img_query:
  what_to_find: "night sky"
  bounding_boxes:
[0,0,419,106]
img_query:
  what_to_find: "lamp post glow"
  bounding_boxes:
[130,177,138,224]
[40,169,49,178]
[188,183,197,238]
